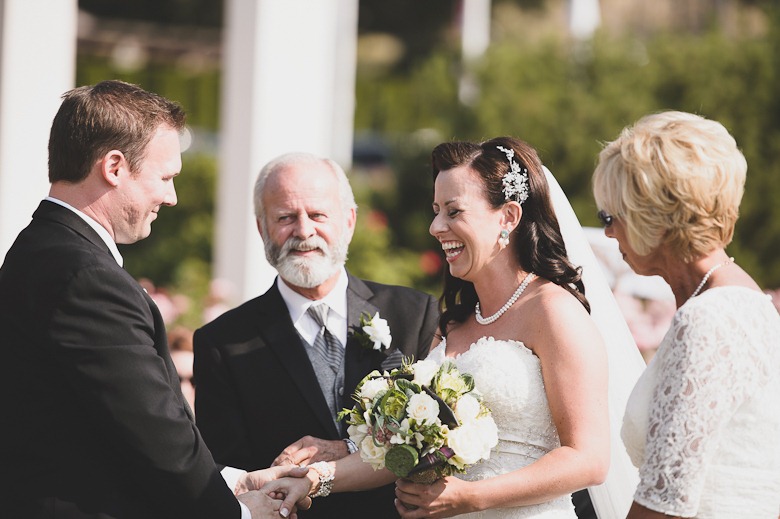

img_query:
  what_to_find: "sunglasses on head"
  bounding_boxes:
[597,210,613,228]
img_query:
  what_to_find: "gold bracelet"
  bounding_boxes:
[307,461,335,498]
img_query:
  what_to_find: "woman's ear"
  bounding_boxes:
[501,201,523,232]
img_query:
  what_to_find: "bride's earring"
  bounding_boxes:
[498,229,510,249]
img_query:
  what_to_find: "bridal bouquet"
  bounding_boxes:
[339,358,498,483]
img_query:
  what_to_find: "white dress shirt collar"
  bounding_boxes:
[276,267,349,346]
[45,196,124,267]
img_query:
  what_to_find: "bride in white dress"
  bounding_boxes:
[390,137,610,518]
[244,137,644,518]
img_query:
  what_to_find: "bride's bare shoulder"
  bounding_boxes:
[526,278,590,318]
[520,279,599,350]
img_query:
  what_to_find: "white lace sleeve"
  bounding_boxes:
[635,298,769,516]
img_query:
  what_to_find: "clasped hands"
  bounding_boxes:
[236,435,466,518]
[234,435,347,518]
[234,465,313,519]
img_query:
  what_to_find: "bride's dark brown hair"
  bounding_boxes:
[431,136,589,336]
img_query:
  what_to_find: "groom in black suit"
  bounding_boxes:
[0,80,303,519]
[193,152,440,518]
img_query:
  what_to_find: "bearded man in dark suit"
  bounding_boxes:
[0,80,304,519]
[193,152,440,518]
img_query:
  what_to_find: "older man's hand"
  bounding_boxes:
[272,435,349,467]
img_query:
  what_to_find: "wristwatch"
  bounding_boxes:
[343,438,358,454]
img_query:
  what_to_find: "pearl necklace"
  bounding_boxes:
[475,272,537,325]
[687,257,734,303]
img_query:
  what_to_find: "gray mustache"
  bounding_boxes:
[280,236,329,256]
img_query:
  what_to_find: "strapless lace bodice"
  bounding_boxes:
[428,337,576,518]
[622,287,780,518]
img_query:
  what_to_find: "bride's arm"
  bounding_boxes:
[396,288,610,515]
[240,452,397,500]
[529,288,611,492]
[330,451,397,493]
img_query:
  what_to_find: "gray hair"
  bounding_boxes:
[253,152,357,226]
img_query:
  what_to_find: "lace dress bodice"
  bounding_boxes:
[428,337,576,518]
[622,287,780,518]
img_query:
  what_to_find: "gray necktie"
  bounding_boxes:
[307,303,344,373]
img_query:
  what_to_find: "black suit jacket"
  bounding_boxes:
[194,274,439,518]
[0,201,238,519]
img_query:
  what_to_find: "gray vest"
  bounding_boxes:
[299,331,345,433]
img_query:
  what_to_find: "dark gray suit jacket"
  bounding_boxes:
[194,273,439,518]
[0,201,238,519]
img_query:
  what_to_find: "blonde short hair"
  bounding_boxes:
[593,111,746,262]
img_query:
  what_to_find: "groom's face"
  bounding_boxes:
[111,125,181,244]
[259,163,355,290]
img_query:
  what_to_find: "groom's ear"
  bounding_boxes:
[501,201,522,231]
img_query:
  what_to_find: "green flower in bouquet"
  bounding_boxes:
[339,357,498,482]
[431,361,475,408]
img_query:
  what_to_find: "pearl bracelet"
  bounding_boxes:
[307,461,335,498]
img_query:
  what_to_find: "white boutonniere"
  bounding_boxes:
[351,311,392,351]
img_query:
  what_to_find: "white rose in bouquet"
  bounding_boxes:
[406,392,440,426]
[447,417,498,467]
[454,393,481,424]
[476,417,499,453]
[360,435,389,470]
[360,376,389,401]
[411,359,439,387]
[347,422,369,446]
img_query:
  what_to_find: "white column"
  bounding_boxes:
[215,0,359,302]
[0,0,77,260]
[568,0,601,40]
[459,0,491,105]
[461,0,491,62]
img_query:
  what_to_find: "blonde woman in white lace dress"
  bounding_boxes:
[593,111,780,519]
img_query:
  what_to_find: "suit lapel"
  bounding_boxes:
[343,276,381,407]
[256,285,341,438]
[141,283,197,422]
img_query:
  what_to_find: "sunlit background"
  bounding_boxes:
[3,0,780,364]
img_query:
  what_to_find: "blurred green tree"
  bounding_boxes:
[75,1,780,329]
[351,11,780,288]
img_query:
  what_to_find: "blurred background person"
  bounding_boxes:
[169,325,196,411]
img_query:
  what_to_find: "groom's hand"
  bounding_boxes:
[235,465,309,494]
[272,435,349,466]
[236,490,287,518]
[238,489,309,519]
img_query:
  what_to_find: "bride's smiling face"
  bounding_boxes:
[430,166,505,281]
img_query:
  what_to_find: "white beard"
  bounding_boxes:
[265,233,348,288]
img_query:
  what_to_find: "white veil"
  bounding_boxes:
[543,166,646,518]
